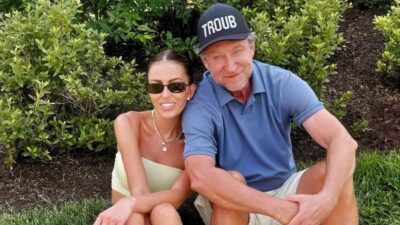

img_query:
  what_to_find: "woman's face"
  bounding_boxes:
[148,60,195,119]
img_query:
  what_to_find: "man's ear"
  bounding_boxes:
[250,41,256,57]
[200,55,210,69]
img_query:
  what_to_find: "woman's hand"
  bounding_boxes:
[93,196,136,225]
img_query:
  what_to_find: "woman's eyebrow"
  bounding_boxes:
[148,78,184,83]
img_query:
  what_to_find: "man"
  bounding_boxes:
[182,3,358,225]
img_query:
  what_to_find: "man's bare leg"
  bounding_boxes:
[210,171,249,225]
[296,161,359,224]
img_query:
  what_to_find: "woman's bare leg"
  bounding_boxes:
[112,189,150,225]
[150,203,183,225]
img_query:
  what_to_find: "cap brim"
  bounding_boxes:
[198,32,250,53]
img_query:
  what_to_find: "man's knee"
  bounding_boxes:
[297,161,327,194]
[212,204,249,225]
[340,178,356,202]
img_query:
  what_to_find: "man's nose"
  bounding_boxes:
[225,56,237,73]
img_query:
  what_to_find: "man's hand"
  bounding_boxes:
[285,192,337,225]
[93,196,135,225]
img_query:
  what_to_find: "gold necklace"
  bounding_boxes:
[151,110,182,152]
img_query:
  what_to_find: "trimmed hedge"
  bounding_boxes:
[0,0,149,167]
[375,0,400,84]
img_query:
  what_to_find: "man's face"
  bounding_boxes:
[201,39,255,92]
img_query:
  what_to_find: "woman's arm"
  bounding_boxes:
[94,171,192,225]
[132,171,192,213]
[114,112,150,195]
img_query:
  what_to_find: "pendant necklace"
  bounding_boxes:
[151,110,182,152]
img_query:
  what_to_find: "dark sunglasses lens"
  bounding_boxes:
[168,82,186,93]
[147,83,164,94]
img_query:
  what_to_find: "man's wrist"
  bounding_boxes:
[274,199,298,224]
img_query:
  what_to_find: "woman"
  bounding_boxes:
[94,50,196,225]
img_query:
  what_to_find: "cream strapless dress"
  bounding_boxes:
[111,151,183,196]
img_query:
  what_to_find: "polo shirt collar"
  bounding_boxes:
[207,61,266,107]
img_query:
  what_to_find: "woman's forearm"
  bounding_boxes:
[132,189,191,213]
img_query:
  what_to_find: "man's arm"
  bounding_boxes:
[185,155,298,224]
[303,109,357,200]
[287,109,357,224]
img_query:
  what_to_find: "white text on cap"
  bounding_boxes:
[201,15,237,38]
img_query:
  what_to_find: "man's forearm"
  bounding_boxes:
[187,159,298,223]
[322,135,357,200]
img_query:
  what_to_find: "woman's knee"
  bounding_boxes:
[126,213,146,225]
[150,203,178,219]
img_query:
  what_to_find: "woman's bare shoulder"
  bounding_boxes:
[114,111,150,130]
[115,111,146,122]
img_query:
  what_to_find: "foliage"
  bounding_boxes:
[325,91,353,120]
[0,0,32,13]
[350,119,370,137]
[351,0,394,9]
[0,0,149,168]
[355,152,400,224]
[80,0,198,64]
[375,0,400,83]
[245,0,349,98]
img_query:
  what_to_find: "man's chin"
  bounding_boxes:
[226,82,248,92]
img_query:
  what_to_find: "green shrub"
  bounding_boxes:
[375,0,400,83]
[0,0,31,13]
[81,0,198,64]
[352,0,394,9]
[0,0,149,168]
[246,0,349,98]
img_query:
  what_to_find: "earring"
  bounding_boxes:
[186,97,190,101]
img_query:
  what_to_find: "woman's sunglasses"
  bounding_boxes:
[146,82,189,94]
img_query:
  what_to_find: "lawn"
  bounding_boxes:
[1,152,398,225]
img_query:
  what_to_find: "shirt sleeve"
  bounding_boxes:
[281,72,324,127]
[182,100,220,159]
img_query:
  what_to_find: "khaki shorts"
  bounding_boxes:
[194,170,306,225]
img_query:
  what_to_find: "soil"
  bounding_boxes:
[0,7,399,224]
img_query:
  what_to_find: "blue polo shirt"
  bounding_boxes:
[182,60,324,191]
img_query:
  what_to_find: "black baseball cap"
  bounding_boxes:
[197,3,250,53]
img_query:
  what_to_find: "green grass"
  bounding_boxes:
[355,151,400,225]
[0,198,108,225]
[0,152,399,225]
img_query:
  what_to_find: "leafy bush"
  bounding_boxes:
[375,0,400,84]
[81,0,198,65]
[245,0,349,98]
[0,0,149,167]
[351,0,394,9]
[0,0,30,13]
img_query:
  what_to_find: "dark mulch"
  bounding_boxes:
[0,7,399,224]
[0,150,114,213]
